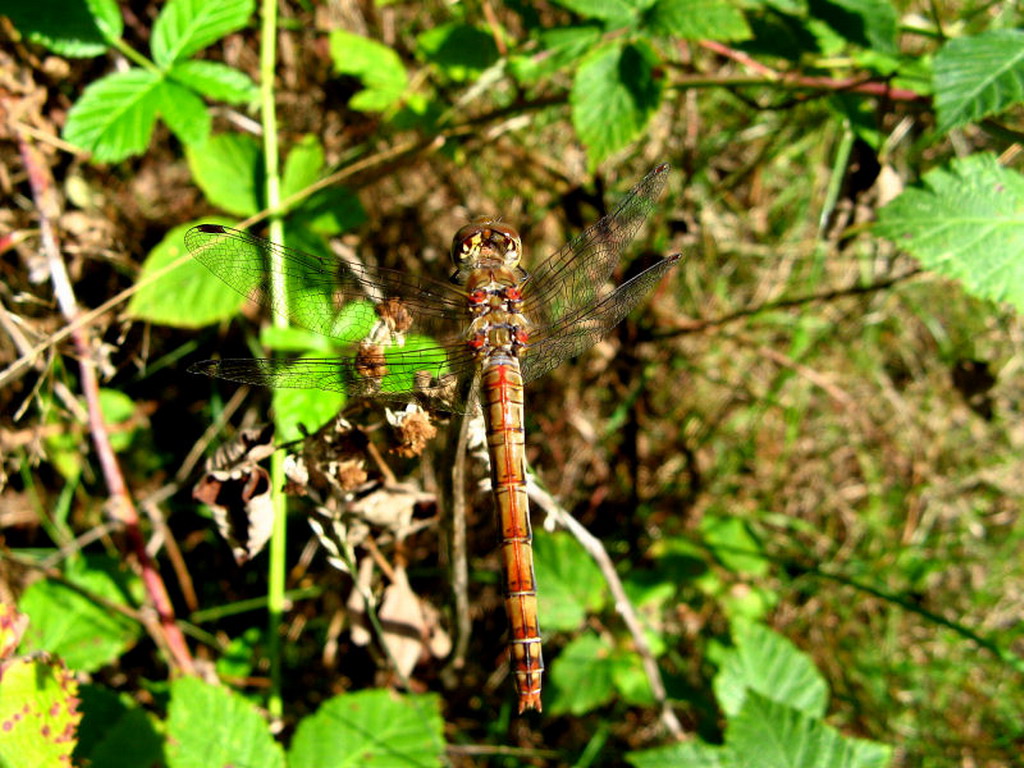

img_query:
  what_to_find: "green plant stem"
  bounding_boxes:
[259,0,286,721]
[109,37,160,72]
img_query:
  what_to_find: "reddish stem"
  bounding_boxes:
[699,39,929,104]
[17,133,195,675]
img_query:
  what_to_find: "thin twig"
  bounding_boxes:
[447,388,480,669]
[16,130,195,675]
[174,385,251,484]
[528,480,686,741]
[654,266,922,340]
[697,40,928,103]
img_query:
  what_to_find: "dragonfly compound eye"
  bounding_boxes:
[451,222,523,269]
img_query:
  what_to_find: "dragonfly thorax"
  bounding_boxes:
[451,221,523,271]
[465,269,530,360]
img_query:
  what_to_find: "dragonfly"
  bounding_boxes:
[186,163,679,712]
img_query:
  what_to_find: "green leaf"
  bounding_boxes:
[547,633,617,715]
[151,0,254,67]
[699,514,768,575]
[63,69,165,162]
[740,9,821,62]
[533,531,606,631]
[874,154,1024,312]
[571,41,663,168]
[509,25,603,83]
[629,688,893,767]
[807,0,899,54]
[933,29,1024,134]
[3,0,121,57]
[214,627,263,680]
[166,677,285,768]
[713,622,829,718]
[282,135,326,200]
[550,0,639,22]
[0,654,82,768]
[74,685,163,768]
[288,691,445,768]
[622,568,680,610]
[84,0,122,44]
[40,393,86,480]
[272,374,346,443]
[720,584,778,623]
[728,692,893,768]
[293,187,368,235]
[645,0,751,41]
[158,79,211,146]
[416,23,500,82]
[185,132,263,216]
[127,220,244,327]
[610,650,655,706]
[17,555,142,672]
[169,59,259,104]
[329,30,408,111]
[627,742,731,768]
[260,325,335,354]
[99,389,137,451]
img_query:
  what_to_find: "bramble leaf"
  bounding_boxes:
[416,23,499,82]
[933,29,1024,133]
[534,531,607,631]
[713,622,829,718]
[627,741,729,768]
[272,374,346,442]
[645,0,750,41]
[547,633,617,715]
[875,154,1024,312]
[282,135,326,200]
[550,0,637,22]
[185,132,263,216]
[288,691,445,768]
[700,514,769,576]
[509,25,602,83]
[3,0,121,57]
[18,555,142,673]
[729,692,892,767]
[329,30,408,111]
[158,79,212,146]
[571,41,663,168]
[151,0,254,67]
[166,677,285,768]
[169,60,259,104]
[0,654,82,767]
[807,0,899,54]
[63,69,165,162]
[128,220,244,327]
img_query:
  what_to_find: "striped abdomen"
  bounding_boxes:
[480,356,543,712]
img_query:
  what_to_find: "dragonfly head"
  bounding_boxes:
[451,221,523,270]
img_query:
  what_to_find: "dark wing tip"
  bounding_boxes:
[188,360,220,376]
[194,223,230,235]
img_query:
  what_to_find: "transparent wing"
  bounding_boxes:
[522,163,672,329]
[189,343,482,411]
[186,224,480,409]
[521,253,680,384]
[185,224,469,343]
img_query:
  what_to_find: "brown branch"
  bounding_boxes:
[655,266,922,339]
[527,481,686,741]
[444,388,479,671]
[697,40,929,103]
[16,130,195,675]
